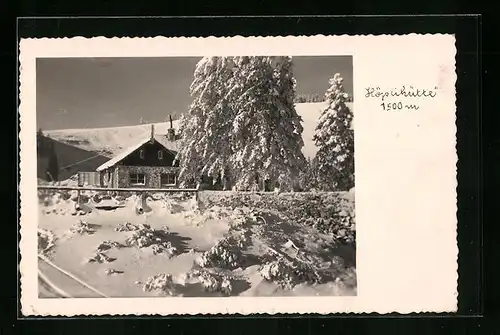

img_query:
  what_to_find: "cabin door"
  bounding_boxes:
[106,170,113,188]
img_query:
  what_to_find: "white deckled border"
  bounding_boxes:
[19,34,458,316]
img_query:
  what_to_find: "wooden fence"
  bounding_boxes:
[37,185,199,193]
[77,171,102,187]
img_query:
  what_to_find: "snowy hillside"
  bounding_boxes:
[44,102,353,159]
[295,102,327,159]
[46,121,181,158]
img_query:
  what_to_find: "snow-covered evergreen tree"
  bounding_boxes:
[175,56,236,187]
[229,56,306,190]
[312,73,354,191]
[298,157,311,191]
[298,157,323,191]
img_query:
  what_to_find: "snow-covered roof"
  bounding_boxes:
[154,134,180,152]
[96,134,179,172]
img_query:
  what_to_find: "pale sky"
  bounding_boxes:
[36,56,353,130]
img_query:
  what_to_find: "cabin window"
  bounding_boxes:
[158,150,163,160]
[139,149,145,159]
[160,173,177,186]
[129,172,146,186]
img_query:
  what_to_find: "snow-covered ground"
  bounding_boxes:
[44,102,353,160]
[38,190,356,298]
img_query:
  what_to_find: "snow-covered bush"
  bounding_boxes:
[38,229,56,256]
[104,268,124,276]
[96,240,124,252]
[259,254,323,289]
[190,269,233,296]
[151,242,177,256]
[38,190,72,207]
[124,224,178,256]
[228,208,254,229]
[70,220,96,235]
[203,192,356,243]
[196,235,245,269]
[125,224,156,248]
[87,252,115,263]
[143,273,176,295]
[114,222,140,232]
[330,255,346,270]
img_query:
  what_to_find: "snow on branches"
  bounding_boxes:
[229,56,306,190]
[312,73,354,191]
[177,56,306,191]
[176,57,236,187]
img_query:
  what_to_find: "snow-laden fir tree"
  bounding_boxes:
[229,56,306,191]
[175,56,236,187]
[298,157,320,191]
[312,73,354,191]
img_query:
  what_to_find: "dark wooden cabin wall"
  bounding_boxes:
[37,135,109,182]
[119,141,178,167]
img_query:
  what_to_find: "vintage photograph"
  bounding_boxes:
[21,34,457,315]
[36,56,356,298]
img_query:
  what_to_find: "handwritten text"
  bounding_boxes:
[364,85,438,112]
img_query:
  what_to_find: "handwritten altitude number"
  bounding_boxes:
[380,102,420,111]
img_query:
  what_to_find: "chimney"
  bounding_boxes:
[150,124,155,143]
[167,128,175,141]
[167,115,176,141]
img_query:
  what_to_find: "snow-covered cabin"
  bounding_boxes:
[96,123,180,188]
